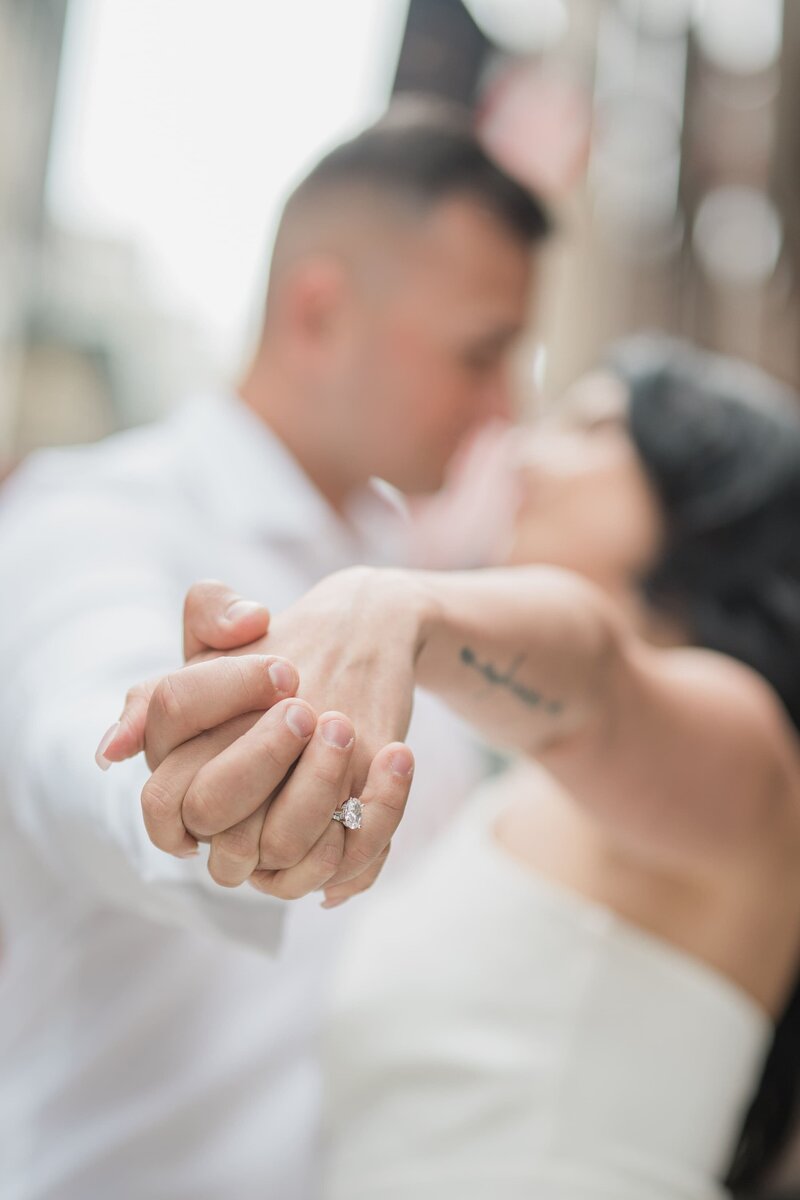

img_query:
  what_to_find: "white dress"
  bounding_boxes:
[323,781,772,1200]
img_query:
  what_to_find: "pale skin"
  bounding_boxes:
[103,577,418,902]
[100,408,800,1018]
[239,191,534,508]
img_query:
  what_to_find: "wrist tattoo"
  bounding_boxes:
[459,646,564,715]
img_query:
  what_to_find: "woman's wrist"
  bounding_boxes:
[319,565,435,669]
[406,572,445,666]
[360,567,440,667]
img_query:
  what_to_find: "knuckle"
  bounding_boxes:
[229,655,256,702]
[182,776,215,834]
[251,715,295,772]
[255,738,287,777]
[232,656,273,713]
[207,858,242,888]
[140,774,178,836]
[268,875,307,901]
[259,827,304,871]
[247,869,277,895]
[151,673,184,726]
[312,756,349,789]
[380,781,410,816]
[316,837,344,873]
[213,825,258,867]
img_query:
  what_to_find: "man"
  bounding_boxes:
[0,101,548,1199]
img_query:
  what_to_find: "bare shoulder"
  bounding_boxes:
[643,644,798,784]
[541,635,800,868]
[629,641,799,857]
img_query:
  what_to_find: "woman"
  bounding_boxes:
[316,338,800,1200]
[111,337,800,1198]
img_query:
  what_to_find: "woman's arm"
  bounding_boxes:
[406,564,798,864]
[409,564,618,756]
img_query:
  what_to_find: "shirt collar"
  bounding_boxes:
[173,392,409,563]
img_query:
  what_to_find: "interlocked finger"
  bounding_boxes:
[141,712,261,856]
[145,654,299,769]
[181,699,317,838]
[204,712,354,888]
[207,802,268,887]
[249,820,346,900]
[322,845,391,909]
[256,712,356,871]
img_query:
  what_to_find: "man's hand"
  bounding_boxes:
[99,575,419,905]
[95,580,272,770]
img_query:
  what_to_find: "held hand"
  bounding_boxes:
[139,652,414,901]
[98,572,420,904]
[173,569,419,906]
[243,568,419,903]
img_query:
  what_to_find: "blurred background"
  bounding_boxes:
[1,0,798,476]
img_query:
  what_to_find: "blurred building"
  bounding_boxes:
[540,0,798,395]
[395,0,798,400]
[0,0,214,472]
[2,0,800,471]
[0,0,68,468]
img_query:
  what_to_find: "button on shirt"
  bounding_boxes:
[0,394,484,1200]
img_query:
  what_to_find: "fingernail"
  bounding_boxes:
[285,703,315,739]
[389,747,414,778]
[95,722,120,770]
[268,659,296,695]
[321,718,353,750]
[224,599,264,623]
[321,896,349,909]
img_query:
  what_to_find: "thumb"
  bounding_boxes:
[183,579,270,660]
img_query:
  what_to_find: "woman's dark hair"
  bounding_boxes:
[608,334,800,1196]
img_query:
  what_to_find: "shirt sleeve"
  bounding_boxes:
[0,457,286,955]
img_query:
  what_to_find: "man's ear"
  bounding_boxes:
[283,256,351,357]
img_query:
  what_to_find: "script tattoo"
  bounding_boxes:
[459,646,564,715]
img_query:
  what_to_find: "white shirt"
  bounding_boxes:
[0,394,483,1200]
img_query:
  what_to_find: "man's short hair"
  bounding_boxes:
[284,97,551,245]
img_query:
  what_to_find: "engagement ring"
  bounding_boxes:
[332,797,363,830]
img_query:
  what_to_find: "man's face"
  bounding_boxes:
[344,197,535,494]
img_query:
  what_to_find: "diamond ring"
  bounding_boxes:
[332,797,363,830]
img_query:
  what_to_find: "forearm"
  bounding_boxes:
[0,493,289,951]
[408,565,622,756]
